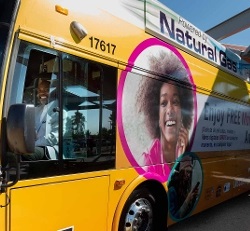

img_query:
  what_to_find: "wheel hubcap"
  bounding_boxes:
[124,198,153,231]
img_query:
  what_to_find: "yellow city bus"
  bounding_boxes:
[0,0,250,230]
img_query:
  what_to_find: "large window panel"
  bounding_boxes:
[5,40,117,180]
[62,55,116,170]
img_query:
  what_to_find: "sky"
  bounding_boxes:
[159,0,250,47]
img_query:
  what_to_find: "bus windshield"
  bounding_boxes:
[0,0,18,74]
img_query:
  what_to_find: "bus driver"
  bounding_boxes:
[24,79,59,160]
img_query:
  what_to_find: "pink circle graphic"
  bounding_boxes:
[117,38,197,183]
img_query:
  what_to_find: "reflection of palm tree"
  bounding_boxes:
[85,130,91,137]
[65,117,73,137]
[109,111,116,133]
[109,111,115,155]
[72,110,85,135]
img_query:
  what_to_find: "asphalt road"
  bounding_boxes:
[168,191,250,231]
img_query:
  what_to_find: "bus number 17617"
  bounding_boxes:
[89,36,116,55]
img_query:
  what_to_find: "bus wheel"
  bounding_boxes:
[118,187,156,231]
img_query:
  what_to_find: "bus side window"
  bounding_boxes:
[61,55,117,170]
[20,49,59,161]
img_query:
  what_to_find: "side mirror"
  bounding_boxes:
[6,104,35,154]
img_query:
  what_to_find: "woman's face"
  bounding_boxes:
[183,166,192,181]
[159,82,182,146]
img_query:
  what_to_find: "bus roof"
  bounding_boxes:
[15,0,250,80]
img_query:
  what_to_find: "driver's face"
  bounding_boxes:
[37,81,50,105]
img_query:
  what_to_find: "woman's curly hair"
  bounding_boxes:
[136,51,194,139]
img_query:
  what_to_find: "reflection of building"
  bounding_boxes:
[64,85,116,110]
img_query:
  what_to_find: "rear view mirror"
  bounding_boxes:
[6,104,35,154]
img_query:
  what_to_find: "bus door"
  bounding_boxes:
[2,38,117,230]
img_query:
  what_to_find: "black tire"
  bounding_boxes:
[118,187,167,231]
